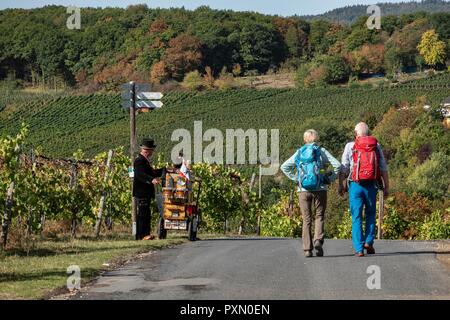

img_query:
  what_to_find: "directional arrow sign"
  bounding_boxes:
[122,100,164,109]
[136,100,164,109]
[136,92,164,100]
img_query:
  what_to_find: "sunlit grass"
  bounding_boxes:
[0,233,186,300]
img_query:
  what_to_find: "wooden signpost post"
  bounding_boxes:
[121,82,164,236]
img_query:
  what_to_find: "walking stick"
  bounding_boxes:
[378,188,384,240]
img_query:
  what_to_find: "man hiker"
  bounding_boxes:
[339,122,390,257]
[133,138,165,240]
[281,129,341,258]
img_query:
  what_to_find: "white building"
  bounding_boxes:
[441,97,450,118]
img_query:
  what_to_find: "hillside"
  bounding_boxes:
[1,73,449,162]
[302,0,450,24]
[0,5,449,93]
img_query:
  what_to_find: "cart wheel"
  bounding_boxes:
[157,217,167,239]
[188,216,198,241]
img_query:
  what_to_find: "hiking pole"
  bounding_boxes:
[378,191,384,240]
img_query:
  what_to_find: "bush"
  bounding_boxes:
[181,70,204,91]
[215,72,237,91]
[244,70,260,77]
[323,55,351,84]
[406,152,450,200]
[348,75,360,88]
[260,196,302,238]
[335,211,352,239]
[0,79,23,91]
[296,55,350,87]
[295,63,312,88]
[417,210,450,240]
[304,65,327,87]
[382,207,409,239]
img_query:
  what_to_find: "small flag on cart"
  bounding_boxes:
[179,159,191,181]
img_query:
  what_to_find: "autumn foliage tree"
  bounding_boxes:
[348,44,385,74]
[93,52,145,90]
[417,29,447,67]
[150,61,169,84]
[161,34,202,81]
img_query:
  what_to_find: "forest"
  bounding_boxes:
[0,4,449,91]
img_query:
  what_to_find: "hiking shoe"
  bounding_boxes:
[364,244,375,254]
[355,252,365,257]
[304,250,313,258]
[314,240,324,257]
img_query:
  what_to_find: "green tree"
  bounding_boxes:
[238,22,285,73]
[285,25,306,58]
[323,55,351,84]
[309,20,333,55]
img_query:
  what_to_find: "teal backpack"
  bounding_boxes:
[295,144,322,191]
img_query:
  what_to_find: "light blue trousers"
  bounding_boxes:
[349,181,378,253]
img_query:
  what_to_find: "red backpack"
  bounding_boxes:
[351,136,381,182]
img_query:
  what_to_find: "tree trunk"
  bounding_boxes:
[71,217,77,239]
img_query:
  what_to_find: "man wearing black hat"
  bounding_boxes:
[133,138,164,240]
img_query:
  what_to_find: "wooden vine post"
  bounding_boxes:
[95,150,114,238]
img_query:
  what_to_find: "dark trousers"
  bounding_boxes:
[135,197,152,240]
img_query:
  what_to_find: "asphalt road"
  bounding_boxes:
[74,238,450,300]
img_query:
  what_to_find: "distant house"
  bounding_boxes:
[441,97,450,128]
[441,97,450,118]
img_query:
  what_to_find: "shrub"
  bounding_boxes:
[323,55,351,84]
[304,65,327,87]
[417,210,450,240]
[406,152,450,200]
[390,192,433,222]
[295,63,312,88]
[232,64,242,77]
[203,66,215,89]
[181,70,204,91]
[335,211,352,239]
[296,55,350,87]
[348,75,360,88]
[215,72,237,91]
[382,207,409,239]
[260,195,302,238]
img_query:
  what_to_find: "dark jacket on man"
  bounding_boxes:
[133,154,164,199]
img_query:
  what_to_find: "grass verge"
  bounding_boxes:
[0,234,186,300]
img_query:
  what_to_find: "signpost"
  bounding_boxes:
[121,82,164,237]
[136,92,164,100]
[122,100,164,110]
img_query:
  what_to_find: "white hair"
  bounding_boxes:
[303,129,319,144]
[355,122,369,137]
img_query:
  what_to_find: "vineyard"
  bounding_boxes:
[0,76,449,247]
[396,72,450,89]
[0,126,262,248]
[1,80,449,162]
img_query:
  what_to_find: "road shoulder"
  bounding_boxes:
[436,240,450,268]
